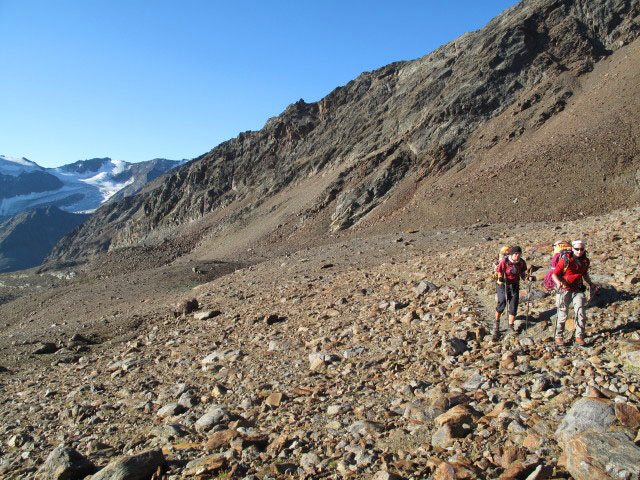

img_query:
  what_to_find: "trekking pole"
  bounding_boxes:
[525,266,532,332]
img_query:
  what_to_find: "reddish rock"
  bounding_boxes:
[615,402,640,429]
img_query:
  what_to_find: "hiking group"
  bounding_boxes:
[492,240,599,345]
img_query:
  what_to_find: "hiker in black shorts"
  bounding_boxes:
[493,246,528,339]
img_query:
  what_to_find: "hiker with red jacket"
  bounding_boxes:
[551,239,599,346]
[493,246,529,340]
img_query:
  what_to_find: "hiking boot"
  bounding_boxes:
[575,336,585,346]
[491,328,500,341]
[555,337,565,346]
[507,323,516,335]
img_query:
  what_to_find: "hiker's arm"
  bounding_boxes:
[551,259,567,288]
[551,272,566,289]
[496,259,505,281]
[583,273,598,290]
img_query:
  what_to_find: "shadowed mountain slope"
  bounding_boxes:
[48,0,640,265]
[0,206,89,273]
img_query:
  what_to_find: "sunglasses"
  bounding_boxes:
[573,247,584,251]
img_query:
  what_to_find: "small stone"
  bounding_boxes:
[157,403,185,418]
[300,452,321,473]
[205,429,238,451]
[442,337,468,356]
[34,342,58,354]
[264,313,284,325]
[195,406,230,433]
[264,392,284,408]
[615,402,640,429]
[431,424,459,449]
[625,351,640,368]
[194,310,221,320]
[433,461,477,480]
[462,373,485,390]
[347,420,383,435]
[183,454,226,477]
[178,390,198,408]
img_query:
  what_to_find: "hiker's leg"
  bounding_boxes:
[508,284,519,326]
[555,290,569,338]
[496,284,507,313]
[494,284,506,336]
[573,291,587,338]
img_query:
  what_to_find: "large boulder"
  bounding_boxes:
[564,432,640,480]
[36,444,95,480]
[555,398,617,444]
[90,449,164,480]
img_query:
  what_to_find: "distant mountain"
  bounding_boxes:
[0,206,89,273]
[0,155,184,221]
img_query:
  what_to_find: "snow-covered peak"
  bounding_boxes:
[0,154,182,219]
[0,155,43,176]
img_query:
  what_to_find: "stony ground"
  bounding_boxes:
[0,208,639,479]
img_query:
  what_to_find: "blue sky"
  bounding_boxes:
[0,1,518,168]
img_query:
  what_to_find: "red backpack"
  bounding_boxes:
[542,243,572,291]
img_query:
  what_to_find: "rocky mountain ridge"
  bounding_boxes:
[49,0,640,264]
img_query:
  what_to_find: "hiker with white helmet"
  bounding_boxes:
[493,246,529,340]
[551,239,599,346]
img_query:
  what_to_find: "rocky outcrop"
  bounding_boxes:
[48,0,640,262]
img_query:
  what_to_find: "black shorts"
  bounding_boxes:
[496,283,520,316]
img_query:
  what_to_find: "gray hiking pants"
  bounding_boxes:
[555,289,587,339]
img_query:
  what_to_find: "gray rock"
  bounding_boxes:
[178,391,198,408]
[90,449,164,480]
[36,444,95,480]
[300,452,321,472]
[194,405,230,433]
[624,351,640,368]
[343,346,366,358]
[462,373,485,390]
[565,432,640,480]
[201,351,225,365]
[431,424,459,449]
[194,310,221,320]
[347,420,383,435]
[403,404,443,423]
[34,342,58,354]
[156,403,185,418]
[555,398,617,443]
[413,281,438,296]
[7,432,32,448]
[150,423,190,440]
[442,337,468,356]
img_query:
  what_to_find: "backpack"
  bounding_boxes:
[542,241,572,291]
[491,246,511,282]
